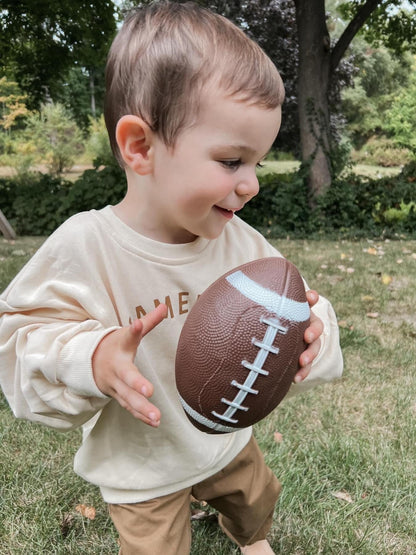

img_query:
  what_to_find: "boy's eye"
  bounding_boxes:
[219,159,265,170]
[220,159,241,170]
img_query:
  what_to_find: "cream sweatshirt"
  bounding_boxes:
[0,207,343,503]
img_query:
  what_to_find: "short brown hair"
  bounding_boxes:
[105,1,285,165]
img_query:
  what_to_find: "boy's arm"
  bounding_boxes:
[0,237,122,430]
[0,303,118,430]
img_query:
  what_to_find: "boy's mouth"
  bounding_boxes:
[215,205,244,219]
[215,206,235,219]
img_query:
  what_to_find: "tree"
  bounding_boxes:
[341,42,413,147]
[0,1,117,111]
[27,103,84,174]
[0,77,30,133]
[384,69,416,151]
[294,0,416,200]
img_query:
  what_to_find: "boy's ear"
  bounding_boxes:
[116,115,154,175]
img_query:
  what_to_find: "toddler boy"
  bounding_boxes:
[0,2,343,553]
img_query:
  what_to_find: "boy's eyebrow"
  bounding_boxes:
[215,144,263,157]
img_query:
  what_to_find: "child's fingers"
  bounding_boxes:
[304,314,324,344]
[121,304,167,353]
[299,337,321,369]
[306,289,319,307]
[112,375,161,427]
[118,362,154,398]
[294,331,322,383]
[135,303,168,339]
[293,365,309,384]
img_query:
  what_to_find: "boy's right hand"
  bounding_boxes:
[92,304,167,427]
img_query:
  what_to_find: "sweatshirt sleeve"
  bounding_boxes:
[0,219,120,430]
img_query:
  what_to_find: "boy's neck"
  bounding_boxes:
[113,174,198,245]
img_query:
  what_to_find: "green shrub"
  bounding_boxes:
[0,173,71,236]
[86,115,114,168]
[312,161,416,236]
[241,160,416,238]
[60,165,126,218]
[239,171,310,237]
[351,136,413,167]
[0,165,126,236]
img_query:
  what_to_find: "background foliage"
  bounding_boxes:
[0,0,117,113]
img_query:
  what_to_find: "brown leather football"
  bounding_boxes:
[175,257,310,434]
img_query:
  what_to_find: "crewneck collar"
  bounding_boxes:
[97,205,211,263]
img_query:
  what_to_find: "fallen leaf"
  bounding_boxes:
[274,432,283,443]
[367,247,377,255]
[332,490,353,503]
[367,312,379,319]
[361,295,375,302]
[75,504,96,520]
[381,274,392,285]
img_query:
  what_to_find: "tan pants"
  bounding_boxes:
[108,435,281,554]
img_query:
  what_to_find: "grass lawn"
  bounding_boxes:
[1,235,415,554]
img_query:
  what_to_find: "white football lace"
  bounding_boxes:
[211,317,288,425]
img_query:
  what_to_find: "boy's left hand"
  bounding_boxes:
[294,290,323,384]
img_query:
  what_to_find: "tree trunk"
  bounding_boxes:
[0,209,16,240]
[90,71,96,117]
[294,0,332,202]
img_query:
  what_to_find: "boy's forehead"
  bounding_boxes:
[197,88,281,123]
[184,95,281,158]
[199,91,281,130]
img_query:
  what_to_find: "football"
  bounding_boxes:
[175,257,310,434]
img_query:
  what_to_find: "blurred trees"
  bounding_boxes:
[341,40,415,165]
[0,0,117,124]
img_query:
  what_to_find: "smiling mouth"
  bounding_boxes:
[215,206,235,219]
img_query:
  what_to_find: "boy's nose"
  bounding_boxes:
[236,172,259,200]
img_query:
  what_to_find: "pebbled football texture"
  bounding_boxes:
[175,257,310,434]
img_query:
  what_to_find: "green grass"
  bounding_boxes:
[1,236,416,553]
